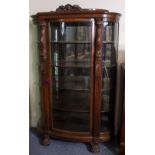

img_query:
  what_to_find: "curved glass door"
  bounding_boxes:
[50,20,93,132]
[101,22,119,132]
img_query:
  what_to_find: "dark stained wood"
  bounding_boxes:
[33,14,120,23]
[93,17,103,137]
[37,127,111,143]
[31,5,121,23]
[119,64,125,155]
[51,128,92,142]
[32,4,121,152]
[32,4,109,17]
[90,18,103,152]
[38,20,50,131]
[38,20,52,143]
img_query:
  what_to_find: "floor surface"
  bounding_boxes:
[29,129,119,155]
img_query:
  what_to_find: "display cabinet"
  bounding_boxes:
[32,4,121,153]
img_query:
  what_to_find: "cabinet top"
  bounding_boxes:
[32,4,121,23]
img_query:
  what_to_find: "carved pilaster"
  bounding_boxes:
[95,18,103,59]
[93,18,103,140]
[38,20,51,136]
[39,21,48,62]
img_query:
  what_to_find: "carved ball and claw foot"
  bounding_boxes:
[90,142,100,153]
[42,134,50,146]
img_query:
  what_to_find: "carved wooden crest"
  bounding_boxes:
[56,4,87,12]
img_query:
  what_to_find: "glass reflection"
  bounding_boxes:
[50,21,92,132]
[101,22,119,132]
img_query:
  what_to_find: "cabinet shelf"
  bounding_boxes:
[103,41,115,44]
[58,88,89,92]
[54,108,109,113]
[57,76,89,80]
[53,108,89,113]
[57,59,90,63]
[52,60,90,68]
[53,57,90,63]
[51,41,91,44]
[52,64,90,68]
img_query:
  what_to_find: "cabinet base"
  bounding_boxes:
[37,127,111,152]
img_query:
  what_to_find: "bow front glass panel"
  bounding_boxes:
[50,20,93,132]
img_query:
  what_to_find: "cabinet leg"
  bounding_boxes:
[90,142,100,153]
[42,134,50,146]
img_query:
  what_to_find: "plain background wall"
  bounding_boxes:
[29,0,125,133]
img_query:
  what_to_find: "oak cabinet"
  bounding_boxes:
[32,4,121,153]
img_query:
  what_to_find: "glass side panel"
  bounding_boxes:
[101,22,119,132]
[50,21,92,132]
[102,66,116,112]
[100,113,110,132]
[114,23,119,62]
